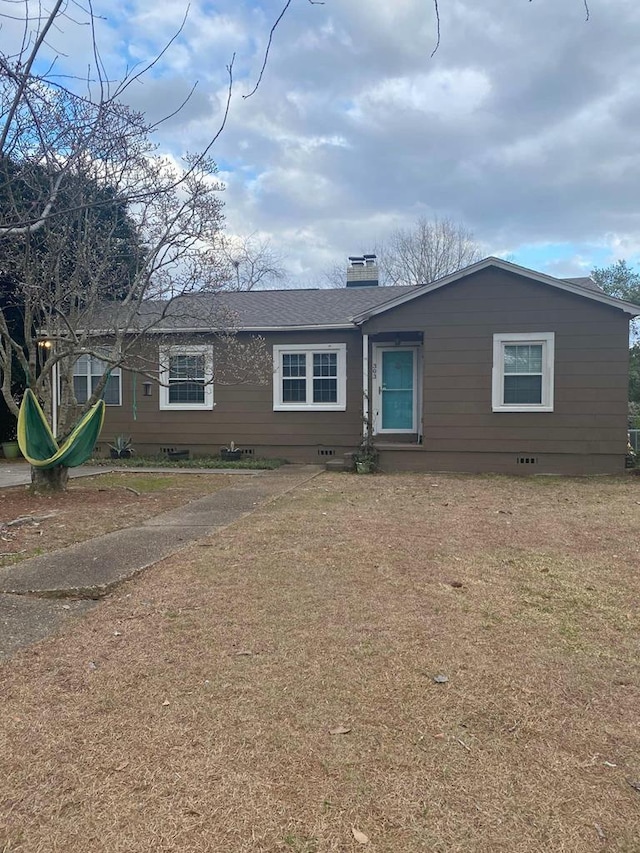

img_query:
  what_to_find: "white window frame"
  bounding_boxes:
[492,332,555,412]
[73,354,122,406]
[273,343,347,412]
[159,345,214,411]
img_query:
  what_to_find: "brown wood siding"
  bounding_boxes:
[101,329,364,457]
[99,267,632,470]
[376,450,624,476]
[363,267,630,459]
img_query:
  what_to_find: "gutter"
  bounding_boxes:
[77,323,360,335]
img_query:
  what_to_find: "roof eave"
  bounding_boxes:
[234,323,358,332]
[80,322,359,336]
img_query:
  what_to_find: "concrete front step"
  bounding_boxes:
[325,451,356,472]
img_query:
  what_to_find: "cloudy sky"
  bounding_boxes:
[8,0,640,286]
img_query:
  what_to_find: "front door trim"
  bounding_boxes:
[372,345,419,435]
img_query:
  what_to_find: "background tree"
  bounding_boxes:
[319,216,482,289]
[0,158,143,443]
[591,260,640,304]
[0,3,268,490]
[591,260,640,406]
[218,234,286,291]
[378,216,483,286]
[320,261,352,289]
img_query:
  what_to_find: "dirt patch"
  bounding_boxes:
[0,472,232,566]
[1,473,639,852]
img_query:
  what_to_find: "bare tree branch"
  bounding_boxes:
[430,0,441,58]
[217,234,286,291]
[528,0,590,23]
[244,0,293,100]
[0,3,258,452]
[0,0,65,153]
[378,216,483,286]
[242,0,327,99]
[0,4,235,236]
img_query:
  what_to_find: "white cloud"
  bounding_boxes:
[353,69,491,122]
[4,0,640,285]
[604,233,640,262]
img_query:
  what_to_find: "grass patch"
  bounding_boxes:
[83,472,192,492]
[92,454,286,470]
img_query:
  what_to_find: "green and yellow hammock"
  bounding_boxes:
[17,389,105,470]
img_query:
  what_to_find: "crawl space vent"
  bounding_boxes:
[516,455,538,465]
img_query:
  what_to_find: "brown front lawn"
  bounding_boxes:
[1,473,639,852]
[0,472,232,566]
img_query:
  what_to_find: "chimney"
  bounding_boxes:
[346,254,378,287]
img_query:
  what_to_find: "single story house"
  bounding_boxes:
[95,256,640,474]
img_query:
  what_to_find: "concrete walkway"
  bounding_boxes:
[0,461,106,487]
[0,465,322,659]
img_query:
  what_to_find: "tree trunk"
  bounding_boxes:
[31,465,69,492]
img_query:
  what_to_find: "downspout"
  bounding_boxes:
[51,360,59,438]
[362,333,369,441]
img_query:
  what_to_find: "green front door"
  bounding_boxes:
[380,349,415,432]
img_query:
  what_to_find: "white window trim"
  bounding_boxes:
[159,345,214,411]
[73,354,122,407]
[273,343,347,412]
[492,332,555,412]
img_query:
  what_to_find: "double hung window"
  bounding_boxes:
[73,355,121,405]
[492,333,554,412]
[159,345,214,410]
[273,344,346,411]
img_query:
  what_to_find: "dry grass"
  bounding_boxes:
[0,473,232,565]
[1,473,639,852]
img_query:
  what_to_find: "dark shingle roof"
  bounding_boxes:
[562,276,603,293]
[90,260,638,335]
[215,286,418,327]
[108,286,418,331]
